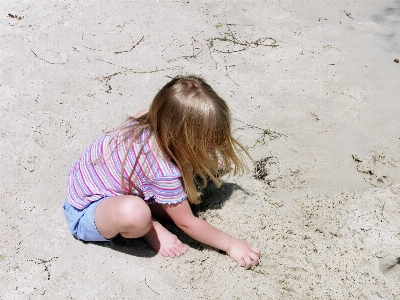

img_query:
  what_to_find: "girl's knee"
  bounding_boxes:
[118,196,152,229]
[95,195,152,239]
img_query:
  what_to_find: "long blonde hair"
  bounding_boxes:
[118,75,249,204]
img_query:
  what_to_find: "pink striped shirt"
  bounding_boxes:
[67,125,187,209]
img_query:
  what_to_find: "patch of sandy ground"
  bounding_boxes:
[1,0,399,299]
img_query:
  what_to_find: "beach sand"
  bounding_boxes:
[1,0,399,298]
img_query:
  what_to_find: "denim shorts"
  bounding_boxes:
[62,198,110,242]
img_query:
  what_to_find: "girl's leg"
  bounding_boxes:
[141,220,187,257]
[94,195,187,257]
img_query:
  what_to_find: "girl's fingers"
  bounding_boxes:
[249,251,260,263]
[241,251,260,268]
[243,257,253,269]
[239,259,247,268]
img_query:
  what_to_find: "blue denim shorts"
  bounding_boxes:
[62,198,110,242]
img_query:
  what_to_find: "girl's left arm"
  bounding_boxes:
[134,109,149,118]
[162,200,260,268]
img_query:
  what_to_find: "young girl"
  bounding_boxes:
[63,75,260,268]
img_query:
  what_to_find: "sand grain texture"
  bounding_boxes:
[1,0,400,299]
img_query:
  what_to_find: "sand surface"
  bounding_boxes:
[1,0,400,299]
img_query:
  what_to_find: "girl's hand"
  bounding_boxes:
[226,238,260,269]
[161,201,260,267]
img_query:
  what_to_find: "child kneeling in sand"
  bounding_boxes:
[63,75,260,268]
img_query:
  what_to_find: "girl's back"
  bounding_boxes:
[67,123,186,210]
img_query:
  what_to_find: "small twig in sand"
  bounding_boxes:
[97,57,182,81]
[226,24,240,44]
[103,66,181,81]
[208,48,219,70]
[28,257,58,280]
[251,129,285,148]
[145,278,160,295]
[7,13,24,20]
[224,58,239,86]
[66,132,77,142]
[232,117,287,148]
[114,36,144,54]
[96,58,131,70]
[233,117,282,133]
[182,37,203,59]
[30,49,66,64]
[83,46,102,51]
[344,11,354,19]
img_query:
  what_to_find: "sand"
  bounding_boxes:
[1,0,399,298]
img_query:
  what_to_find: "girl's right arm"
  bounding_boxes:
[162,200,260,268]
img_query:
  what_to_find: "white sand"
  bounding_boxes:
[1,0,399,298]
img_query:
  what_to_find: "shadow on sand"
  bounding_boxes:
[192,180,250,214]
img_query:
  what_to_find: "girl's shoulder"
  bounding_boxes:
[145,134,181,178]
[119,123,178,177]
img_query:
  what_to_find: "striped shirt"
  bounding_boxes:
[67,125,187,209]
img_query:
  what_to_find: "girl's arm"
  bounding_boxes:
[162,200,260,268]
[134,109,149,118]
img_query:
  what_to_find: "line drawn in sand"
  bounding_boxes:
[208,23,278,53]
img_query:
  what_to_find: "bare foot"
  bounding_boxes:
[142,220,188,257]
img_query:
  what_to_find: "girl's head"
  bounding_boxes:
[136,75,249,204]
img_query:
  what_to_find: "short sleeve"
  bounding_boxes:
[142,176,187,205]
